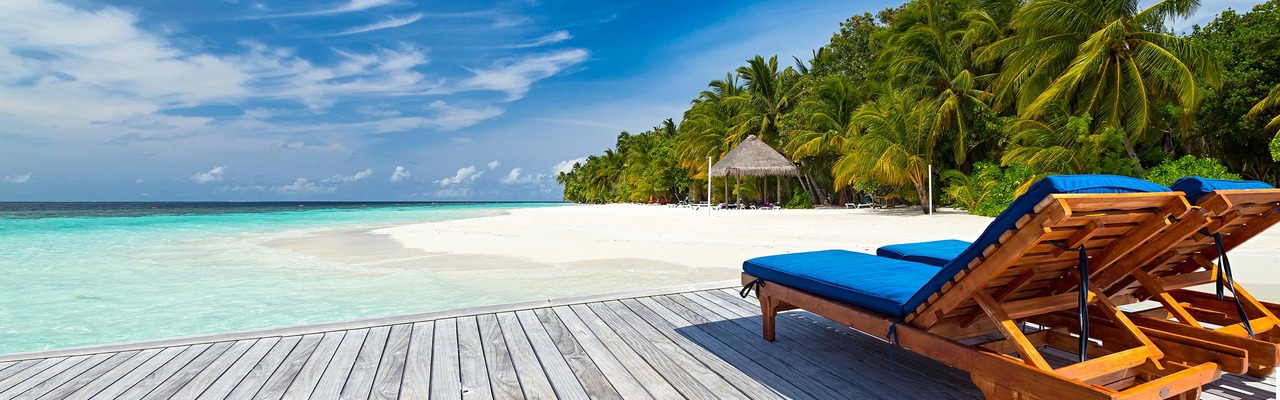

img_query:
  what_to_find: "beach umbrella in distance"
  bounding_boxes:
[709,135,800,205]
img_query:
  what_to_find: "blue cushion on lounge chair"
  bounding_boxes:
[1170,176,1275,204]
[900,175,1170,315]
[744,250,940,317]
[876,239,972,267]
[743,175,1169,318]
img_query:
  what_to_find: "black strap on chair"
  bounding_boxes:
[886,319,902,372]
[1050,240,1091,362]
[740,278,764,298]
[1202,229,1255,339]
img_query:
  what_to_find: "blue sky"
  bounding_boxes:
[0,0,1260,201]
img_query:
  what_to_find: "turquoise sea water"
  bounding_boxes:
[0,202,563,355]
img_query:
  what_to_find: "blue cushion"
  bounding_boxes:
[877,239,972,267]
[744,175,1168,318]
[901,175,1170,314]
[1170,176,1274,204]
[743,250,940,317]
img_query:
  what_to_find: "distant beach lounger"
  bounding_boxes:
[845,194,875,209]
[742,175,1228,399]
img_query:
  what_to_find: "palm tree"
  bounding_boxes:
[676,74,744,201]
[833,89,940,213]
[994,0,1223,169]
[726,55,803,147]
[1002,103,1137,176]
[1248,83,1280,133]
[881,0,992,165]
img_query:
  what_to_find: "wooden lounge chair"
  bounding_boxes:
[1090,177,1280,377]
[742,176,1229,399]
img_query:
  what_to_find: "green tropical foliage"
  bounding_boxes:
[1146,155,1242,186]
[561,0,1279,214]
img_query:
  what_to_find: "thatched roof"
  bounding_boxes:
[709,135,800,177]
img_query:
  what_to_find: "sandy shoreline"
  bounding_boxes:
[265,203,1280,302]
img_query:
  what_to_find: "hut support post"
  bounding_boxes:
[776,176,780,205]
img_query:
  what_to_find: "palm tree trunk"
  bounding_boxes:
[916,184,930,214]
[1122,136,1145,173]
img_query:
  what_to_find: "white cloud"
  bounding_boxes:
[390,165,411,182]
[3,173,31,184]
[324,168,373,182]
[452,49,589,100]
[487,160,501,169]
[509,30,573,48]
[424,100,503,130]
[552,157,587,175]
[191,166,227,183]
[265,0,397,18]
[433,187,472,198]
[435,165,483,185]
[331,13,422,36]
[277,178,335,193]
[499,167,545,184]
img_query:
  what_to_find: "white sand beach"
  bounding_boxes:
[360,204,1280,301]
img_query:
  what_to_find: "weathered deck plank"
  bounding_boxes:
[86,345,197,399]
[369,324,412,400]
[21,350,133,400]
[1,354,101,399]
[310,328,369,399]
[249,333,323,399]
[456,316,494,400]
[141,339,249,399]
[430,318,463,400]
[1,285,1273,400]
[219,335,302,399]
[496,311,557,399]
[514,309,591,400]
[398,321,434,399]
[52,348,161,400]
[532,308,623,400]
[280,330,345,399]
[195,336,281,399]
[340,325,391,400]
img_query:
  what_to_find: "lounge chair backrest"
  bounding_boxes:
[901,175,1180,327]
[1103,177,1280,299]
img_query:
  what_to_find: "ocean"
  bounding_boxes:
[0,202,563,355]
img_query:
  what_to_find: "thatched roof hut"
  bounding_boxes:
[709,135,799,177]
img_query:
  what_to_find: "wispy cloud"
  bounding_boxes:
[330,13,423,36]
[435,165,483,185]
[324,168,374,182]
[507,30,572,48]
[259,0,399,18]
[424,100,503,130]
[390,166,411,182]
[3,173,31,184]
[486,160,501,169]
[451,49,589,100]
[191,166,227,183]
[277,178,336,193]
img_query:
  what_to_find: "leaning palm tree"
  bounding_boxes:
[995,0,1222,169]
[833,89,940,213]
[784,75,862,161]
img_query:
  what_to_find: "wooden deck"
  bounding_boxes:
[0,283,1273,399]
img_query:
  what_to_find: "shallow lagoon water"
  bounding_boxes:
[0,202,563,355]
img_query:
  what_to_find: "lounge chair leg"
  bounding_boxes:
[761,296,778,342]
[1248,365,1275,378]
